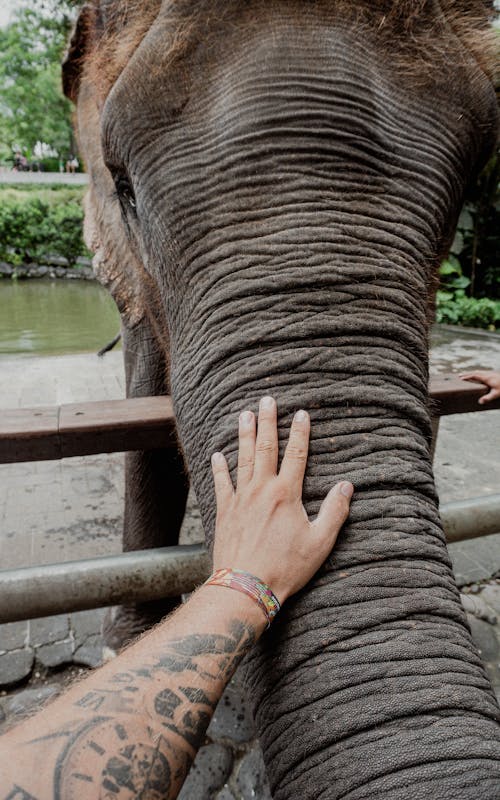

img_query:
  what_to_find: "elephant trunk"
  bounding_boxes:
[124,21,500,794]
[168,244,500,797]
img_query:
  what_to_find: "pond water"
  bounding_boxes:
[0,278,120,356]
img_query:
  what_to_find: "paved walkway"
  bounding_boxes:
[0,326,499,798]
[0,170,88,185]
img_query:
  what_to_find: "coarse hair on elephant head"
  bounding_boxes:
[64,2,500,798]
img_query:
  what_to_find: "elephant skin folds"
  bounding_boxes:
[68,2,500,797]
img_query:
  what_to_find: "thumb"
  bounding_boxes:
[314,481,353,541]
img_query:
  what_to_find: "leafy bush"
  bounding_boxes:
[436,292,500,331]
[38,202,86,266]
[437,235,500,330]
[38,156,61,172]
[444,152,500,301]
[0,195,89,267]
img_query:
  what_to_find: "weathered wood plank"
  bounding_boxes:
[0,397,176,463]
[59,397,176,458]
[0,377,498,464]
[0,407,60,462]
[430,375,500,416]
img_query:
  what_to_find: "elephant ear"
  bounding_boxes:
[62,3,100,102]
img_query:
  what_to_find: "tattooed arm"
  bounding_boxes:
[0,396,353,799]
[0,587,263,800]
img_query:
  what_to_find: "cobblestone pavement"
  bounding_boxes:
[1,325,500,797]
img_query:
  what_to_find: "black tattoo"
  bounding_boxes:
[115,723,128,741]
[101,741,170,797]
[75,689,135,714]
[4,788,39,800]
[53,717,109,799]
[71,773,93,783]
[154,689,182,720]
[164,710,211,749]
[88,740,105,755]
[180,686,216,708]
[75,692,106,711]
[48,620,255,798]
[156,620,255,682]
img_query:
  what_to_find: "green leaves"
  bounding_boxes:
[439,255,471,294]
[436,294,500,330]
[0,190,89,267]
[439,256,461,276]
[438,151,500,308]
[0,4,75,157]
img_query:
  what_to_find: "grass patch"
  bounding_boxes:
[0,183,86,206]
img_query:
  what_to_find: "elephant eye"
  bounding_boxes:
[113,172,136,211]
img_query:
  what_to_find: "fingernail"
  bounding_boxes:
[339,482,354,498]
[240,410,253,426]
[260,396,275,410]
[294,409,308,423]
[212,452,225,466]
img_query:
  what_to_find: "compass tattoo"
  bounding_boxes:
[37,619,257,799]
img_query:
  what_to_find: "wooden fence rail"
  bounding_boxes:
[0,375,499,465]
[0,376,499,622]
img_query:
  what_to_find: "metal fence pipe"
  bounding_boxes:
[1,497,499,624]
[441,494,500,544]
[0,545,211,625]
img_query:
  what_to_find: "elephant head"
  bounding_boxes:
[64,2,500,797]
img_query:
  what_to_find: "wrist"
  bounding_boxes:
[206,568,281,628]
[200,579,269,635]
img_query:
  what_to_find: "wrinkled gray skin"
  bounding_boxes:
[66,1,500,796]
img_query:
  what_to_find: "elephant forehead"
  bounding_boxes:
[99,0,497,161]
[101,14,496,215]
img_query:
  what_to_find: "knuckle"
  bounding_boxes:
[256,439,275,453]
[286,444,307,461]
[238,457,254,471]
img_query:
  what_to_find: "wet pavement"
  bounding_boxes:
[0,324,499,797]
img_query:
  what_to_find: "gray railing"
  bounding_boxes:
[1,377,499,622]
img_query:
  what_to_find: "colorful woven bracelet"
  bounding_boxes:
[205,568,280,628]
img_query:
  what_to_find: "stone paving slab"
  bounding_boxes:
[0,327,499,797]
[429,326,500,584]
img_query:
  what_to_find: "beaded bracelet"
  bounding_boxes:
[205,568,281,628]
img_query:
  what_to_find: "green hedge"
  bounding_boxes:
[436,291,500,331]
[0,194,89,267]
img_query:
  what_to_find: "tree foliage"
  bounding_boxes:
[0,1,77,158]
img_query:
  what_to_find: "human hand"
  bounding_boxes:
[210,396,353,604]
[459,370,500,404]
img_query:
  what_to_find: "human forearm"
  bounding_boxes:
[0,397,353,799]
[0,585,265,799]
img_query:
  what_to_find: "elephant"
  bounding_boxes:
[63,1,500,797]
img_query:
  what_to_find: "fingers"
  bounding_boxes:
[280,409,310,491]
[237,410,256,487]
[211,451,233,505]
[254,396,278,479]
[458,371,499,404]
[478,389,497,405]
[459,371,488,383]
[313,481,354,543]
